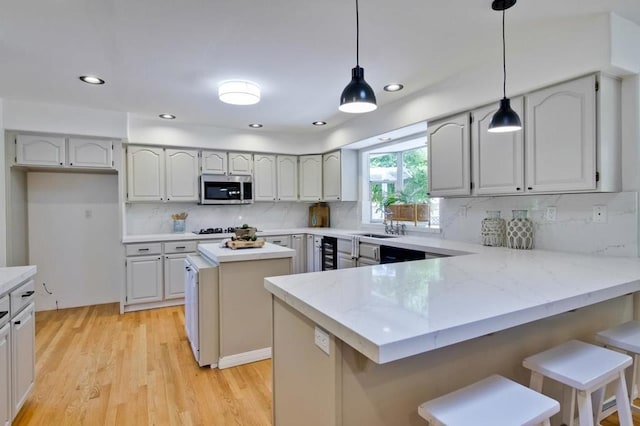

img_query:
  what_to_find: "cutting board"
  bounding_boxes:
[226,239,265,250]
[309,203,330,227]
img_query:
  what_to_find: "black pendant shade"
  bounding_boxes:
[339,66,377,113]
[339,0,377,113]
[488,98,522,133]
[488,0,521,133]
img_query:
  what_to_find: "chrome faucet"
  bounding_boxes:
[384,221,406,236]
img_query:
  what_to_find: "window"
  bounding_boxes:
[363,136,439,228]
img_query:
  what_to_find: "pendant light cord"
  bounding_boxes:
[502,8,506,99]
[356,0,360,66]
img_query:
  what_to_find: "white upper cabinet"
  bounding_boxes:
[299,155,323,201]
[201,150,227,175]
[525,75,597,193]
[165,149,199,202]
[428,113,471,197]
[471,97,525,195]
[68,138,113,168]
[321,150,358,202]
[322,151,341,201]
[254,154,277,201]
[15,135,65,166]
[277,155,298,201]
[228,152,253,175]
[127,146,166,201]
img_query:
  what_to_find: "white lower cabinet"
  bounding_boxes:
[126,255,163,304]
[0,323,10,426]
[291,234,306,274]
[11,303,34,419]
[164,254,188,299]
[337,253,356,269]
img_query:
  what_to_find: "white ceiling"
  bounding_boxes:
[0,0,638,134]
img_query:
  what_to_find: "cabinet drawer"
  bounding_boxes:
[264,236,291,248]
[337,238,352,254]
[164,241,197,254]
[10,280,35,317]
[125,243,162,256]
[0,295,8,327]
[359,243,379,261]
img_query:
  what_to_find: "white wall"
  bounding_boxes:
[27,172,122,311]
[0,100,5,266]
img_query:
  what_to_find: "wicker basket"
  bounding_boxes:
[234,227,257,239]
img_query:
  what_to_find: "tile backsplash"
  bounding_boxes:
[438,191,638,257]
[125,201,360,234]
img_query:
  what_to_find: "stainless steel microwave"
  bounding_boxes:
[200,174,253,204]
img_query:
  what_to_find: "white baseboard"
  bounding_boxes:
[123,298,184,313]
[218,347,272,369]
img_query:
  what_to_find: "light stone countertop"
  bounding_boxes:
[264,247,640,364]
[0,266,37,296]
[199,241,295,264]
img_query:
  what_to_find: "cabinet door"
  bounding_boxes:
[0,324,9,426]
[337,253,356,269]
[201,150,227,175]
[166,149,199,202]
[127,146,165,202]
[126,255,163,304]
[253,154,277,201]
[277,155,298,201]
[11,303,34,419]
[472,98,525,195]
[291,234,306,274]
[428,113,471,197]
[322,151,341,201]
[228,152,253,175]
[15,134,66,166]
[164,254,190,299]
[306,235,315,273]
[299,155,323,201]
[68,138,113,168]
[525,75,596,193]
[357,258,379,267]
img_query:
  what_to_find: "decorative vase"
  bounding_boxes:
[481,211,506,246]
[173,219,186,233]
[506,209,534,249]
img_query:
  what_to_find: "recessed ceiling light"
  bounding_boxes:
[249,123,263,128]
[312,121,327,126]
[383,83,404,92]
[219,80,261,105]
[159,114,176,120]
[79,75,105,85]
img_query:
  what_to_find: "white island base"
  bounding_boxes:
[272,295,635,426]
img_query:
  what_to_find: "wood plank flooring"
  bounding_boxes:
[12,302,640,425]
[14,303,271,426]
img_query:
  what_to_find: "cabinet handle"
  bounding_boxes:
[14,321,20,325]
[22,291,35,298]
[59,162,63,165]
[70,162,73,166]
[138,248,150,252]
[176,246,186,249]
[167,198,170,201]
[527,187,533,190]
[272,240,281,244]
[185,266,191,271]
[0,311,7,319]
[516,187,521,191]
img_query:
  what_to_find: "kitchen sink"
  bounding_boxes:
[354,233,398,239]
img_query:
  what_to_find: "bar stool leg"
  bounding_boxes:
[615,371,633,426]
[577,390,595,426]
[563,387,576,426]
[541,420,551,426]
[591,386,605,424]
[632,354,640,411]
[530,371,544,392]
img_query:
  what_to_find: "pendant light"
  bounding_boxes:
[488,0,522,133]
[339,0,377,114]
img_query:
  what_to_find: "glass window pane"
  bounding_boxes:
[401,147,428,204]
[369,153,397,182]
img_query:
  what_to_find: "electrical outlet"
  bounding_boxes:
[593,205,607,223]
[314,326,330,355]
[545,207,557,222]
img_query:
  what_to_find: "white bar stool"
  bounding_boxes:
[523,339,633,426]
[596,321,640,417]
[418,374,560,426]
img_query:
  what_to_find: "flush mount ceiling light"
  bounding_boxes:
[159,114,176,120]
[312,121,327,126]
[339,0,377,114]
[79,75,105,85]
[383,83,404,92]
[248,123,263,128]
[218,80,261,105]
[488,0,522,133]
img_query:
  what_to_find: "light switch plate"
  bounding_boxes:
[314,326,330,355]
[545,207,557,222]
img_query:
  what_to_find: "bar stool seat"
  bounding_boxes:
[418,374,560,426]
[596,321,640,416]
[523,339,633,426]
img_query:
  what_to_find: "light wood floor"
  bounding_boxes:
[14,303,272,426]
[11,303,640,425]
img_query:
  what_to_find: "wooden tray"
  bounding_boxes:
[226,239,265,250]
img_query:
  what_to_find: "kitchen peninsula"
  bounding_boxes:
[197,241,294,368]
[264,245,640,426]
